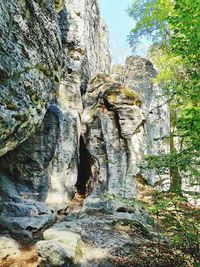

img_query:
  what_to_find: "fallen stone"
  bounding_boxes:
[0,235,20,260]
[36,227,82,266]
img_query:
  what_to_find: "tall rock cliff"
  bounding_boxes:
[81,74,145,200]
[0,0,112,233]
[0,0,63,234]
[46,0,111,206]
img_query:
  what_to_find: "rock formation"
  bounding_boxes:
[0,0,63,235]
[112,57,170,187]
[1,1,198,266]
[0,0,170,236]
[0,0,112,233]
[1,0,191,266]
[0,0,62,157]
[81,74,145,199]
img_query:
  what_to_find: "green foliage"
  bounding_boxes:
[169,0,200,160]
[102,192,135,208]
[127,0,173,49]
[128,2,200,262]
[146,193,200,264]
[128,3,200,262]
[128,0,200,193]
[142,150,200,184]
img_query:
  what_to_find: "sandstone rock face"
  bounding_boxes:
[81,74,145,198]
[0,0,111,233]
[0,172,55,234]
[45,0,111,206]
[0,0,62,157]
[0,2,198,266]
[112,56,170,186]
[123,57,169,154]
[0,0,62,234]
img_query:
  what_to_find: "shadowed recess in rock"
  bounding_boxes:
[76,136,92,196]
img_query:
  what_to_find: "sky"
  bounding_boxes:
[98,0,150,64]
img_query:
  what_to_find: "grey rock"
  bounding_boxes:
[83,195,113,214]
[123,56,170,155]
[37,240,74,266]
[0,0,62,157]
[0,108,60,202]
[81,74,145,198]
[0,0,111,233]
[45,0,111,205]
[112,56,170,187]
[41,206,154,267]
[0,173,55,233]
[0,105,79,208]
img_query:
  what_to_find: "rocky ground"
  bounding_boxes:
[0,193,198,267]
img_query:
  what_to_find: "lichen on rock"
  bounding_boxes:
[0,0,63,157]
[81,74,145,199]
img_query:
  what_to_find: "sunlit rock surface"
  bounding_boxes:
[112,56,170,187]
[81,74,145,198]
[0,1,197,266]
[46,0,111,206]
[36,204,154,267]
[0,235,20,260]
[0,0,171,238]
[36,228,82,266]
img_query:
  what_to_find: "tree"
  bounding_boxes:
[128,0,200,195]
[127,0,173,49]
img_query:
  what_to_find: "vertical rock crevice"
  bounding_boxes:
[76,136,92,196]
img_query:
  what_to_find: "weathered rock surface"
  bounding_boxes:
[0,173,55,234]
[0,235,20,260]
[0,0,63,231]
[37,228,82,266]
[36,203,154,267]
[0,0,62,157]
[0,0,111,233]
[123,56,169,155]
[1,1,196,266]
[112,56,170,186]
[112,57,200,200]
[44,0,111,206]
[81,74,145,198]
[0,1,173,259]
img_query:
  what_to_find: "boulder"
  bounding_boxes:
[0,235,20,260]
[37,205,155,267]
[36,228,82,266]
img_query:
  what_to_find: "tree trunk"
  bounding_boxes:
[169,105,182,195]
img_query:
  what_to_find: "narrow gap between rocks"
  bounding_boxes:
[76,136,92,196]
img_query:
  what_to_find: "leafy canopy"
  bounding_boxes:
[128,0,200,189]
